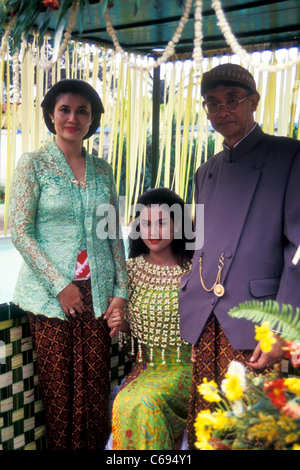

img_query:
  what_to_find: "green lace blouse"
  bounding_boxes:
[9,140,128,319]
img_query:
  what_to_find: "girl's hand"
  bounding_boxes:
[104,296,126,319]
[106,306,125,337]
[104,297,126,337]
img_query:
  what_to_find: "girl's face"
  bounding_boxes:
[139,205,174,254]
[50,93,93,143]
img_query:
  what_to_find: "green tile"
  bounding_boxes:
[0,308,129,449]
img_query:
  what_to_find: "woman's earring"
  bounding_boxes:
[51,119,54,124]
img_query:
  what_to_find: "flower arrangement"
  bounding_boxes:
[0,0,72,49]
[0,0,114,52]
[195,300,300,450]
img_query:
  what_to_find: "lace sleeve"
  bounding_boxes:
[9,152,71,296]
[107,164,128,300]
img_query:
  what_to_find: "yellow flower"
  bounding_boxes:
[222,375,244,401]
[213,410,234,430]
[195,441,215,450]
[284,433,299,444]
[220,361,247,402]
[221,365,245,402]
[278,414,297,432]
[194,410,216,432]
[284,377,300,396]
[194,410,216,449]
[198,378,221,403]
[293,444,300,450]
[255,321,276,352]
[247,413,277,444]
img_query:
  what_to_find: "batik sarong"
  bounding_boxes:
[29,279,111,450]
[112,345,192,450]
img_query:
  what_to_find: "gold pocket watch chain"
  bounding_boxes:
[199,252,225,297]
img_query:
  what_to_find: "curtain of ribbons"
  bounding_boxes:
[1,39,300,235]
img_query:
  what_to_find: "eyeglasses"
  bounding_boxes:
[203,95,249,115]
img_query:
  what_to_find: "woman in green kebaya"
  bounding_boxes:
[9,79,127,450]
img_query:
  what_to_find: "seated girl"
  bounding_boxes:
[106,188,194,450]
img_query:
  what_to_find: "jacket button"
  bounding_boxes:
[225,251,232,258]
[254,162,264,170]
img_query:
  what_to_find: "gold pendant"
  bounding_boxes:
[214,284,225,297]
[71,178,89,189]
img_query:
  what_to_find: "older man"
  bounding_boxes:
[179,63,300,448]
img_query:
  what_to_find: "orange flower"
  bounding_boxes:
[264,379,288,409]
[264,378,286,392]
[42,0,60,9]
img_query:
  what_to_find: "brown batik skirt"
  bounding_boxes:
[29,279,111,450]
[187,314,279,449]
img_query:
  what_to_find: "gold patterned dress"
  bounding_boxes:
[112,256,192,450]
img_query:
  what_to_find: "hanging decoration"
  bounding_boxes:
[0,13,16,59]
[211,0,300,72]
[1,41,300,235]
[1,0,300,74]
[22,0,80,71]
[104,0,193,71]
[104,0,300,73]
[192,0,203,77]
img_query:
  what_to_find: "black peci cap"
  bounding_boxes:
[201,64,257,97]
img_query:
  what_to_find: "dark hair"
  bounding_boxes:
[128,188,194,267]
[41,79,104,140]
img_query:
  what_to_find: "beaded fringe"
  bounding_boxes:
[118,332,182,367]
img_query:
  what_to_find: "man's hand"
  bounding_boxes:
[249,335,285,370]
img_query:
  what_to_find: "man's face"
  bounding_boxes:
[203,85,259,147]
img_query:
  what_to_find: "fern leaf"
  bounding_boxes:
[228,300,300,342]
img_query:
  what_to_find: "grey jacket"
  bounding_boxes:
[179,125,300,349]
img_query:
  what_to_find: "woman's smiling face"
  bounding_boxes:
[50,93,93,143]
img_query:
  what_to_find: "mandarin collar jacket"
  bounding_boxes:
[179,125,300,349]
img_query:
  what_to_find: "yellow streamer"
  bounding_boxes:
[1,39,300,238]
